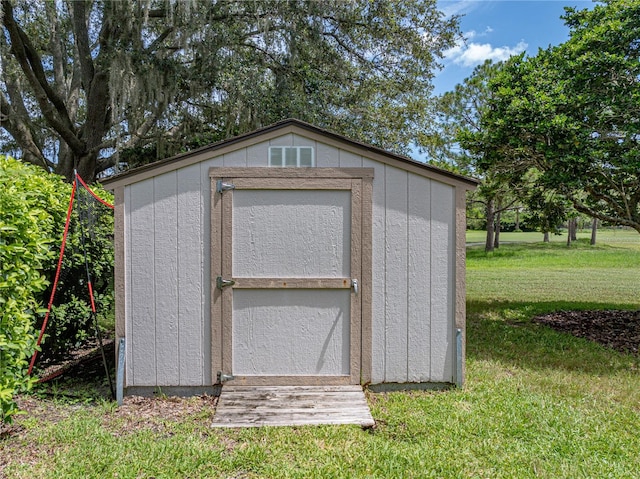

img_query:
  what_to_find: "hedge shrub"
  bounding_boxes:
[1,156,57,422]
[0,156,113,423]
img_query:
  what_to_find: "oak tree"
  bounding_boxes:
[1,0,459,181]
[422,60,526,251]
[463,0,640,233]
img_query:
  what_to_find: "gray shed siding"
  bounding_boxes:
[123,133,456,387]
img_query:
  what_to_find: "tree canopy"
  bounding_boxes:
[461,0,640,233]
[1,0,460,181]
[420,60,497,171]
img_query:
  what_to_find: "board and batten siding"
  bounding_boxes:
[123,133,456,387]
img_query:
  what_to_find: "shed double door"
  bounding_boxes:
[211,168,371,386]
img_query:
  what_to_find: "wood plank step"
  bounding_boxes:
[211,385,375,428]
[219,393,367,402]
[223,385,364,392]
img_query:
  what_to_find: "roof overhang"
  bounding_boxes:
[101,119,479,190]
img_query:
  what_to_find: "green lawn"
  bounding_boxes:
[467,234,640,308]
[466,227,640,246]
[2,232,639,478]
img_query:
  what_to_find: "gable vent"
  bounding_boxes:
[269,146,314,167]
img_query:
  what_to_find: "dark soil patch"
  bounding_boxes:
[533,310,640,356]
[1,338,217,444]
[37,337,115,384]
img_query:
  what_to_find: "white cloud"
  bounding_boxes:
[439,1,525,68]
[443,43,464,58]
[445,40,527,67]
[439,0,480,18]
[465,26,493,40]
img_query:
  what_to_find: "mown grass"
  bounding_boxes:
[467,234,640,309]
[2,231,639,478]
[466,227,640,246]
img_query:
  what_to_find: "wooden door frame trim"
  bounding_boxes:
[210,167,373,386]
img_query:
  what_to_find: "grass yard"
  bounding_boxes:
[467,229,640,307]
[466,226,640,246]
[1,232,639,478]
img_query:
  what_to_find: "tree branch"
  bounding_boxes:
[572,199,640,232]
[322,30,372,66]
[3,65,32,121]
[2,0,83,153]
[0,91,49,170]
[495,197,520,215]
[95,155,117,174]
[45,1,67,96]
[122,102,166,150]
[145,27,175,54]
[583,185,627,218]
[71,0,95,91]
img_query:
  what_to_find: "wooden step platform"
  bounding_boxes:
[211,385,375,428]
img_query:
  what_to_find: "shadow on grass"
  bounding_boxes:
[467,299,640,377]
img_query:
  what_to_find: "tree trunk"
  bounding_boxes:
[570,218,578,241]
[75,153,97,183]
[55,151,74,182]
[54,150,98,183]
[566,219,573,247]
[485,199,495,253]
[543,231,550,242]
[515,208,520,232]
[590,218,598,245]
[493,210,501,249]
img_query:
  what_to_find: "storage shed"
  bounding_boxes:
[102,119,478,396]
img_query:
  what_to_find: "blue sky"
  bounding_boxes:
[433,0,596,94]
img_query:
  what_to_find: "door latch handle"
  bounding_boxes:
[216,276,235,289]
[216,180,235,193]
[217,371,235,383]
[351,279,359,295]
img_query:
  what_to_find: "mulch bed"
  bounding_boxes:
[533,310,640,356]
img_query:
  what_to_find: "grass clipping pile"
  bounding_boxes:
[534,310,640,356]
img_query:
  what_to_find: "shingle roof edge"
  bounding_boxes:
[101,118,479,188]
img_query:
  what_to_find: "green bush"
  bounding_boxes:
[0,156,113,423]
[0,156,58,422]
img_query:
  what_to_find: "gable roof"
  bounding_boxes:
[101,119,478,190]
